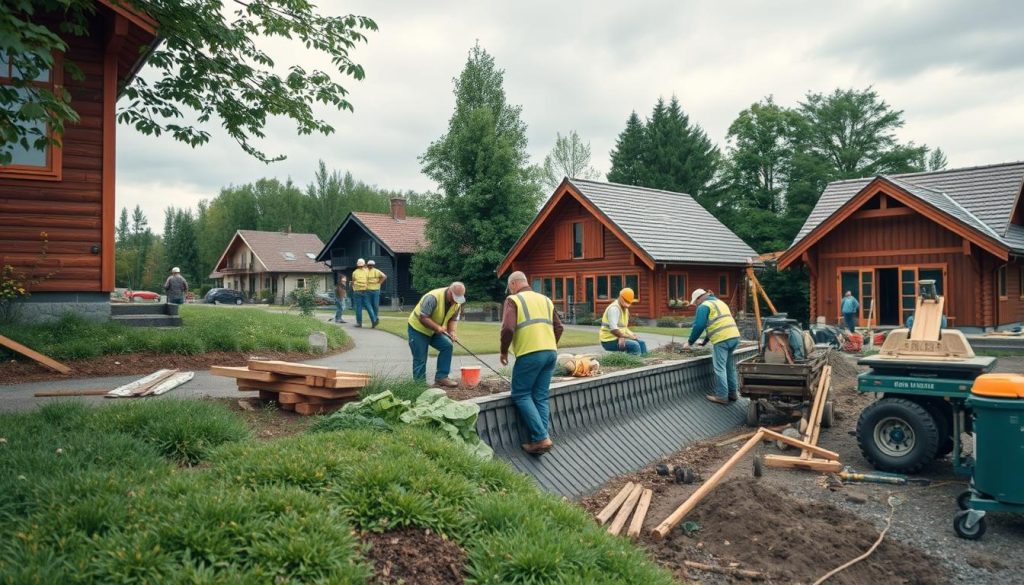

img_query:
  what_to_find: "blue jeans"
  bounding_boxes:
[334,297,345,322]
[843,313,857,332]
[368,290,381,322]
[601,338,648,355]
[511,350,557,443]
[408,325,453,382]
[711,337,740,400]
[352,291,374,326]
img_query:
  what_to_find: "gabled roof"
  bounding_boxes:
[211,230,329,277]
[788,162,1024,258]
[315,212,427,261]
[499,178,760,274]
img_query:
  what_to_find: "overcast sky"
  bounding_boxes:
[116,0,1024,233]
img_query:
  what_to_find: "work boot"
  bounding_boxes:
[728,394,739,402]
[705,395,728,405]
[435,378,459,388]
[522,438,553,454]
[372,320,379,329]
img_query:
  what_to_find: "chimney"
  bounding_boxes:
[390,198,406,221]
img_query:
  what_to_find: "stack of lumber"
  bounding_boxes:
[595,482,653,538]
[211,360,370,415]
[764,364,840,472]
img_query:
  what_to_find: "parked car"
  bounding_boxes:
[204,288,225,303]
[314,291,337,305]
[208,289,246,305]
[125,290,161,302]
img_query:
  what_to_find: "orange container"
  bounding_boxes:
[460,366,482,387]
[972,373,1024,398]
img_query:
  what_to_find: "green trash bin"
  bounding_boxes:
[967,374,1024,505]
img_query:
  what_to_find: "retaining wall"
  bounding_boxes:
[471,347,757,497]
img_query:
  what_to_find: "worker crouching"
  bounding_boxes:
[600,288,647,355]
[684,288,741,405]
[500,271,563,455]
[407,282,466,388]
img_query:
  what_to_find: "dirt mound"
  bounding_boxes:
[825,350,861,379]
[363,528,466,584]
[646,478,946,584]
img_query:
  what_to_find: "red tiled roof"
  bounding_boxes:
[352,212,427,254]
[215,230,330,274]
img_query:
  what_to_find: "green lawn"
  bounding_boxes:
[0,399,675,583]
[0,305,349,360]
[374,317,596,355]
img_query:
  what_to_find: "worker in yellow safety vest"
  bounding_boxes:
[500,271,564,455]
[350,259,375,328]
[407,282,466,388]
[683,288,742,405]
[365,259,387,327]
[599,288,647,355]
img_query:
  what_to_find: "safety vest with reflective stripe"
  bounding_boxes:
[366,268,385,291]
[352,267,371,291]
[407,288,459,336]
[703,298,740,344]
[599,301,631,343]
[509,291,557,357]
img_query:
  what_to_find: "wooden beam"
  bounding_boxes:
[210,365,284,382]
[0,334,71,374]
[34,388,110,397]
[763,455,843,472]
[759,428,839,461]
[248,360,341,379]
[626,488,653,538]
[596,482,635,525]
[100,15,128,292]
[236,380,361,399]
[820,247,962,260]
[608,483,644,536]
[963,238,972,256]
[851,207,916,220]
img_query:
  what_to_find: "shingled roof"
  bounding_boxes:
[791,162,1024,252]
[211,230,329,277]
[315,212,427,262]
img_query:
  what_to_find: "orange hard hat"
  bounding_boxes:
[619,288,636,304]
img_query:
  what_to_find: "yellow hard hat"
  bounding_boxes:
[619,288,636,304]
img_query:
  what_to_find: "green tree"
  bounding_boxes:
[116,207,130,244]
[414,43,542,299]
[927,147,948,171]
[541,130,599,190]
[1,0,377,164]
[607,111,647,186]
[164,207,201,283]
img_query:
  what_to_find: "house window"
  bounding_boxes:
[718,274,730,298]
[625,274,638,296]
[0,50,62,179]
[542,278,553,298]
[360,239,376,258]
[264,278,271,288]
[596,275,609,299]
[668,274,687,302]
[296,278,306,289]
[592,273,639,302]
[554,278,563,301]
[566,278,575,303]
[532,278,541,292]
[572,222,584,258]
[610,275,622,296]
[998,266,1007,299]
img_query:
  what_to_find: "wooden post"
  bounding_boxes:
[651,430,765,538]
[596,482,635,525]
[608,483,644,536]
[626,489,653,538]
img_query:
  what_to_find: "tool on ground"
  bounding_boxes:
[839,470,930,486]
[452,337,510,383]
[34,388,113,398]
[655,463,698,484]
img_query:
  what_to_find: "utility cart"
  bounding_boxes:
[739,348,833,428]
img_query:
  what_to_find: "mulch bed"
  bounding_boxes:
[0,346,351,386]
[362,528,466,585]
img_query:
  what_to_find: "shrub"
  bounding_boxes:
[599,352,646,369]
[288,283,319,316]
[656,316,684,327]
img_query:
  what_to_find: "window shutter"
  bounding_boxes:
[585,220,604,259]
[554,223,571,261]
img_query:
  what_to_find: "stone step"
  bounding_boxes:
[110,303,178,316]
[111,314,183,328]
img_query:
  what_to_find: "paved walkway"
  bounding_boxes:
[0,314,682,412]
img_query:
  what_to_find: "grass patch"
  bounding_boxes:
[630,325,693,337]
[975,348,1024,357]
[0,306,349,361]
[599,352,647,369]
[374,317,595,355]
[0,399,673,584]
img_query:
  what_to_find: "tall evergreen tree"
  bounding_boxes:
[116,207,130,244]
[607,111,647,186]
[413,43,542,299]
[927,148,948,171]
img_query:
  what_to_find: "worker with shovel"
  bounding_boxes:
[684,288,741,405]
[500,271,563,455]
[407,282,466,388]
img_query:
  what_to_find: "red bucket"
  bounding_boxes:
[460,366,481,387]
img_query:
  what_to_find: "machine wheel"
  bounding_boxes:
[953,511,987,540]
[922,401,955,457]
[957,490,973,511]
[234,298,243,305]
[856,398,940,474]
[821,400,835,429]
[746,400,760,427]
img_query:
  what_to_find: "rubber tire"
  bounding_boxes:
[953,511,986,540]
[821,400,835,429]
[922,400,955,457]
[235,298,242,305]
[746,400,760,427]
[856,397,940,474]
[957,490,972,511]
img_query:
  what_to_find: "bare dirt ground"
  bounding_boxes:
[362,528,466,585]
[217,397,315,439]
[580,354,1024,584]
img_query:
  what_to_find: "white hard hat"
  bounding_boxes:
[356,258,366,267]
[367,259,376,266]
[690,288,708,305]
[172,267,181,273]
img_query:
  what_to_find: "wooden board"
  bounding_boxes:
[35,388,110,397]
[596,482,635,525]
[763,455,843,472]
[321,376,371,389]
[760,428,840,460]
[295,402,347,415]
[248,360,341,379]
[608,483,644,536]
[0,334,71,374]
[237,380,360,400]
[304,375,325,387]
[626,489,653,538]
[211,366,285,382]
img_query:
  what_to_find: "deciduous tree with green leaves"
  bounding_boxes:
[0,0,377,164]
[541,130,600,190]
[413,43,542,300]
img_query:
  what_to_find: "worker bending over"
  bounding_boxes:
[684,288,741,405]
[407,282,466,388]
[599,288,647,355]
[500,271,563,455]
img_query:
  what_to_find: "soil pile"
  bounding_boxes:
[363,528,466,585]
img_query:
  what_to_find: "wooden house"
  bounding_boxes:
[316,199,427,308]
[778,162,1024,331]
[497,178,760,319]
[209,230,330,303]
[0,1,157,322]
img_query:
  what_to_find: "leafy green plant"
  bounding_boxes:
[599,352,646,369]
[289,283,319,316]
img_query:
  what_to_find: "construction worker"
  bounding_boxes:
[500,271,564,455]
[407,282,466,388]
[684,288,742,405]
[599,288,647,355]
[351,259,376,328]
[330,273,348,324]
[841,291,860,332]
[164,267,188,304]
[365,259,387,327]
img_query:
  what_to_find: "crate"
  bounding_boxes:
[738,349,827,400]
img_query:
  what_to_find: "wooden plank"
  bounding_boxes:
[305,375,325,387]
[596,482,635,525]
[0,334,71,374]
[248,360,340,379]
[805,367,832,453]
[236,380,360,400]
[211,366,281,382]
[760,428,840,460]
[322,376,371,389]
[763,455,843,473]
[34,388,110,397]
[626,488,653,538]
[294,402,347,416]
[608,483,644,536]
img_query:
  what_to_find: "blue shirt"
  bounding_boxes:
[841,296,859,315]
[688,295,719,344]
